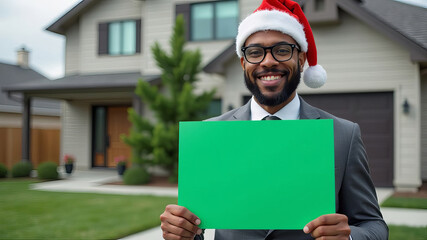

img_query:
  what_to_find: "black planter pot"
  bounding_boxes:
[65,163,73,174]
[117,164,126,175]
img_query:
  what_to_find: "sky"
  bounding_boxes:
[0,0,80,79]
[0,0,426,80]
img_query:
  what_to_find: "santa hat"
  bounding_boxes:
[236,0,326,88]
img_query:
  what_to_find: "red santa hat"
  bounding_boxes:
[236,0,327,88]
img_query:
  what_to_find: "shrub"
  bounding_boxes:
[37,162,59,180]
[0,163,8,178]
[123,167,150,185]
[11,161,33,178]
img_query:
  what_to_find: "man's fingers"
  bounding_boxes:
[166,204,201,226]
[160,204,202,239]
[162,230,194,240]
[161,220,196,238]
[304,214,350,239]
[304,214,347,233]
[163,211,202,235]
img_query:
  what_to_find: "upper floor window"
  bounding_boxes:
[190,0,238,41]
[98,19,141,56]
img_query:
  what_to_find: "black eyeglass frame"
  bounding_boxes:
[241,43,301,64]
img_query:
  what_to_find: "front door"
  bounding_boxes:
[92,106,132,168]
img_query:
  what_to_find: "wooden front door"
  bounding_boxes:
[92,106,132,168]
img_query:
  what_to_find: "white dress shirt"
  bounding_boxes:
[250,93,301,120]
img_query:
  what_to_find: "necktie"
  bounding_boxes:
[262,115,281,120]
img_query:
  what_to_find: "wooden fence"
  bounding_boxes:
[0,128,60,169]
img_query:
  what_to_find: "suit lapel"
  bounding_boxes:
[232,100,251,120]
[299,96,321,120]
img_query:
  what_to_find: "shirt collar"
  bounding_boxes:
[250,93,300,120]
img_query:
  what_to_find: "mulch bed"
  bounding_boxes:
[391,181,427,199]
[105,176,178,188]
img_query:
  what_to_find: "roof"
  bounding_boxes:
[342,0,427,61]
[1,71,160,101]
[0,62,60,115]
[204,0,427,74]
[363,0,427,51]
[46,0,98,35]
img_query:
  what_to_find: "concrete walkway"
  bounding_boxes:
[31,170,427,240]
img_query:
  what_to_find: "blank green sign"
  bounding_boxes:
[178,120,335,230]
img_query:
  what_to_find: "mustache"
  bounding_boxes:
[252,68,289,78]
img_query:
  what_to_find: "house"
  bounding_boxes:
[0,48,61,169]
[2,0,426,192]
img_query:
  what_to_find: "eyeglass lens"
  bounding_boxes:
[244,44,294,64]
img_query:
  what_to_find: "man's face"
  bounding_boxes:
[241,31,306,107]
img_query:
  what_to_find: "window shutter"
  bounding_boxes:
[135,19,141,53]
[98,22,109,55]
[175,4,191,41]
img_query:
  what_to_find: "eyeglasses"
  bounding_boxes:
[241,43,300,64]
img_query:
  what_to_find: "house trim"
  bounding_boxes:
[337,0,427,62]
[47,0,99,35]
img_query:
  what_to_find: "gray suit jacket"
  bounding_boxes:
[201,97,388,240]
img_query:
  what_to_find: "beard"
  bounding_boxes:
[244,64,301,107]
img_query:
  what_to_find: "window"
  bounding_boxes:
[190,0,238,41]
[315,0,325,11]
[205,99,222,118]
[98,19,141,55]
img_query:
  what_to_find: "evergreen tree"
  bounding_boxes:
[122,15,215,182]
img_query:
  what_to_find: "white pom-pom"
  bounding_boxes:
[303,65,327,88]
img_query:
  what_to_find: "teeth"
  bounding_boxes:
[260,75,280,81]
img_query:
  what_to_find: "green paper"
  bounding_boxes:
[178,120,335,230]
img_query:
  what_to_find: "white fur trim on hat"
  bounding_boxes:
[303,64,327,88]
[236,10,308,58]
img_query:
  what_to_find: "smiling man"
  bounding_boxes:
[160,0,388,239]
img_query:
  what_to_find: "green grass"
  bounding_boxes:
[389,225,427,240]
[381,196,427,209]
[0,179,177,239]
[2,180,426,239]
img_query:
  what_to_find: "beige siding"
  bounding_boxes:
[77,0,143,74]
[421,72,427,180]
[143,0,235,95]
[61,102,91,169]
[239,0,260,20]
[222,12,422,190]
[223,57,251,111]
[65,23,80,75]
[142,0,173,74]
[143,1,232,69]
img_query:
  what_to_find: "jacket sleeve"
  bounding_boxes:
[339,123,388,239]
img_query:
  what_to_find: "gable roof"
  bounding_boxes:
[341,0,427,61]
[363,0,427,51]
[0,62,60,115]
[47,0,98,35]
[205,0,427,74]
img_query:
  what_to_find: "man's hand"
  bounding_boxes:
[160,204,202,240]
[303,213,351,240]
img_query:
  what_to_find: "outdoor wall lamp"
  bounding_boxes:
[228,104,235,111]
[402,98,410,114]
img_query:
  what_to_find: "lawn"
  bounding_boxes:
[381,195,427,209]
[389,225,427,240]
[0,179,177,239]
[1,180,426,239]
